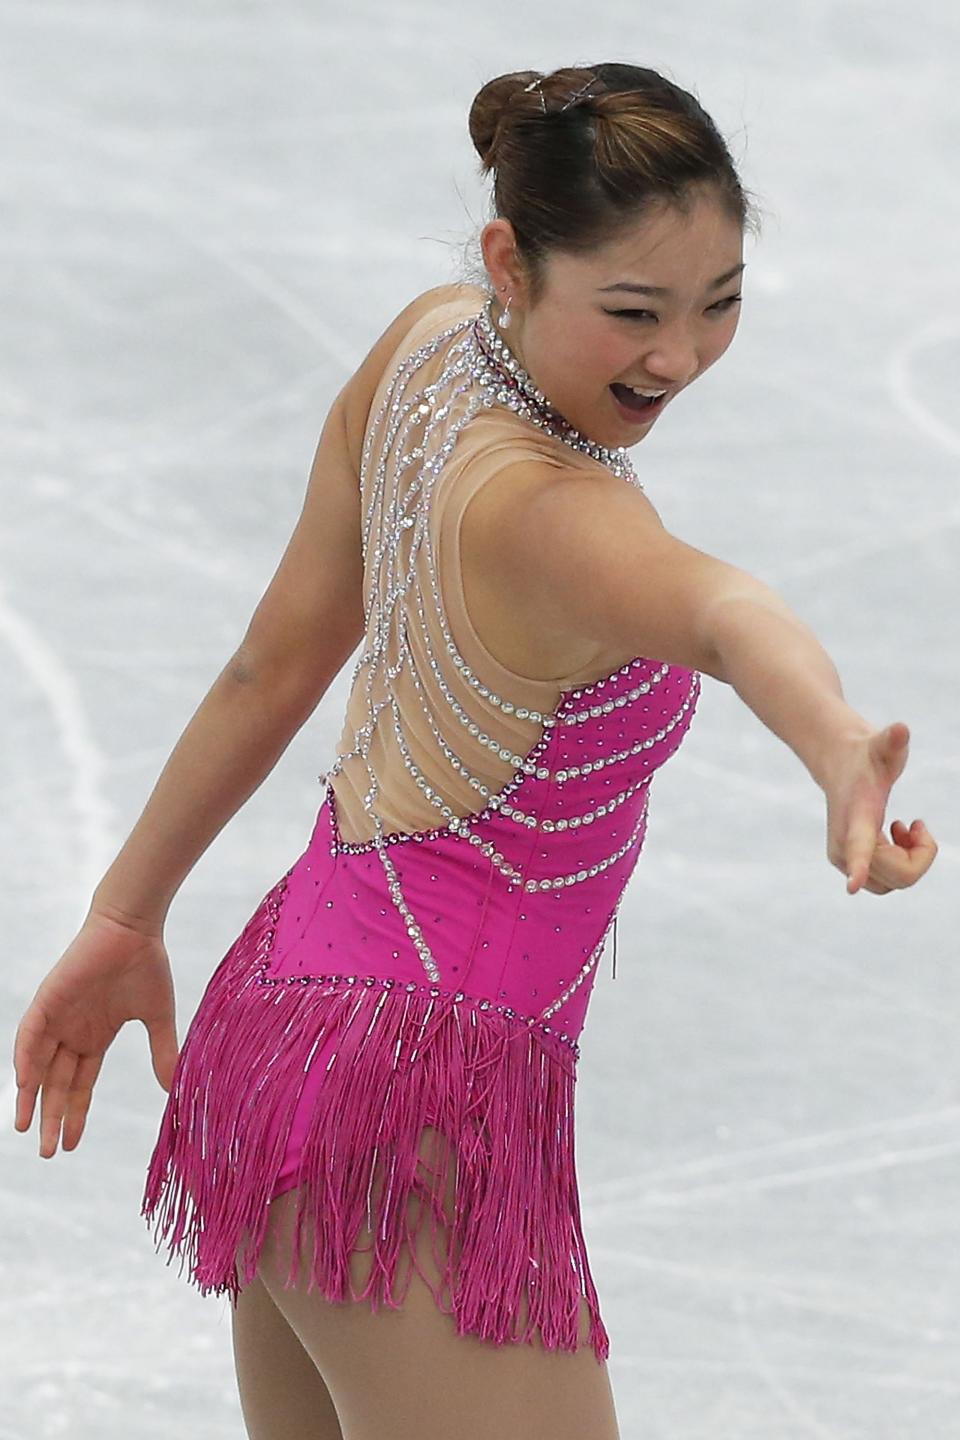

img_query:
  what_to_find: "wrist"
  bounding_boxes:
[806,710,875,791]
[87,891,167,939]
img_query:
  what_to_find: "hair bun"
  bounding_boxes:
[468,70,542,171]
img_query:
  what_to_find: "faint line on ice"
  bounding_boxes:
[735,1307,845,1439]
[585,1104,960,1202]
[590,1246,947,1344]
[634,868,954,1027]
[762,498,960,585]
[609,1355,960,1396]
[586,1135,960,1214]
[0,582,114,899]
[887,317,960,457]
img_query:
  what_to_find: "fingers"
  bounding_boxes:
[860,875,893,896]
[38,1045,79,1159]
[844,813,881,894]
[146,1017,180,1094]
[14,1037,104,1155]
[845,811,938,894]
[61,1053,103,1151]
[12,1014,60,1132]
[849,820,938,896]
[872,821,937,889]
[14,1081,38,1134]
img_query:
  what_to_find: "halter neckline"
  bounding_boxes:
[471,297,641,488]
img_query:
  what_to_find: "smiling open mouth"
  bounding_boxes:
[610,382,666,417]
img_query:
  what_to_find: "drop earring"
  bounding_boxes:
[497,293,512,330]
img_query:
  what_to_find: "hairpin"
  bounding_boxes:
[523,76,547,114]
[559,76,598,112]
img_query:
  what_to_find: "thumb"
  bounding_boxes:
[879,721,910,767]
[844,810,880,894]
[147,1020,180,1093]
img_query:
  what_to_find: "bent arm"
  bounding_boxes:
[90,285,468,933]
[90,658,323,932]
[90,380,364,935]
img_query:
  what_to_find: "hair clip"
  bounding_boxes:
[523,76,547,114]
[559,77,597,112]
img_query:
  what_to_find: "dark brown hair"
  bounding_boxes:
[468,63,759,304]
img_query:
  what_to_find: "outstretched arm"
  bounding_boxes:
[474,463,938,896]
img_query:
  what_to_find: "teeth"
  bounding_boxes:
[626,384,666,397]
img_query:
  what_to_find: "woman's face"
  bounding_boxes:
[488,189,745,448]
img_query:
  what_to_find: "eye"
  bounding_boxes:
[604,293,743,322]
[605,308,657,322]
[709,293,742,313]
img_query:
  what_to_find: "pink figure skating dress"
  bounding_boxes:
[141,289,702,1364]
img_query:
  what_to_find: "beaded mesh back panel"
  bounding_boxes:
[322,292,680,981]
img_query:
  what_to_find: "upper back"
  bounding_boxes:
[326,285,671,845]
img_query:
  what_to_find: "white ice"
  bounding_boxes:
[1,2,958,1436]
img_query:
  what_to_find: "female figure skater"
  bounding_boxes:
[13,62,937,1440]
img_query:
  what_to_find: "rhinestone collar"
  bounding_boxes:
[472,298,642,489]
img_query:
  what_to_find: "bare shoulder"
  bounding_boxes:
[458,460,657,681]
[464,456,741,679]
[463,452,661,608]
[465,457,668,611]
[341,284,485,471]
[415,282,487,312]
[386,283,485,337]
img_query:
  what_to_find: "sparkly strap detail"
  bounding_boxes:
[328,667,700,851]
[472,299,641,485]
[323,297,697,993]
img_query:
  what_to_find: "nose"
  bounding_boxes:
[642,328,699,387]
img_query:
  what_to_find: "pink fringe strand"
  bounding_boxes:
[141,880,610,1363]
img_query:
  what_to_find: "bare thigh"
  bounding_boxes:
[250,1127,621,1440]
[231,1272,344,1440]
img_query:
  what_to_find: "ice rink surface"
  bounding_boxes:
[1,2,958,1435]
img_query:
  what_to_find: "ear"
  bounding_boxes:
[479,219,528,305]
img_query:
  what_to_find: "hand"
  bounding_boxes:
[822,722,938,895]
[12,911,179,1159]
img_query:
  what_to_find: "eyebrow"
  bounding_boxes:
[597,262,746,297]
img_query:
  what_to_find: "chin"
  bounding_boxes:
[619,416,656,440]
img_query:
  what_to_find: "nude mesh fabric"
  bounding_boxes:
[328,290,620,846]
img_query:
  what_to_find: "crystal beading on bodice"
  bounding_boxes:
[321,293,697,1004]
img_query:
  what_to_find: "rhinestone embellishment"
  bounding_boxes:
[315,298,699,1016]
[473,298,642,487]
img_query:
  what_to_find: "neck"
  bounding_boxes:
[489,294,533,376]
[472,298,638,486]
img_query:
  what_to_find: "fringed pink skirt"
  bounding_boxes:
[141,808,612,1365]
